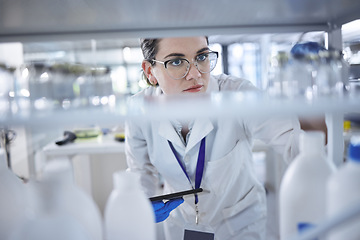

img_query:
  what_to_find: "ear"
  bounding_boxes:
[142,60,158,85]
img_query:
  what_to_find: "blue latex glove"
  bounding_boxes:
[152,198,184,223]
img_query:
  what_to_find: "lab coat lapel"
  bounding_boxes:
[157,120,194,188]
[186,118,213,153]
[158,120,184,147]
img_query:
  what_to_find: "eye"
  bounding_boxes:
[196,53,209,62]
[167,59,185,67]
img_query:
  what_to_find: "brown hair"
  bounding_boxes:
[140,38,160,85]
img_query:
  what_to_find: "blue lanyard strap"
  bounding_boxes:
[168,137,206,204]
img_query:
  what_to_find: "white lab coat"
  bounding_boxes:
[125,74,301,240]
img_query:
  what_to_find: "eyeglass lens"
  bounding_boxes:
[165,52,218,79]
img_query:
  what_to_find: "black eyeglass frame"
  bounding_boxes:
[147,51,219,80]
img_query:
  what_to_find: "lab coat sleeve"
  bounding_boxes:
[244,115,302,164]
[125,115,160,197]
[217,73,302,164]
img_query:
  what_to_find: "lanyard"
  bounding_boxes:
[168,137,206,205]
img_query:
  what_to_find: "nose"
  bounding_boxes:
[185,62,201,81]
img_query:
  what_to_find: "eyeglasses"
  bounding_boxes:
[150,51,218,80]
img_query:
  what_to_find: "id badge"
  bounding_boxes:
[184,229,214,240]
[184,223,214,240]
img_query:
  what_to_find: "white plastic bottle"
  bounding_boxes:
[279,131,335,240]
[8,165,91,240]
[41,159,103,240]
[0,148,28,240]
[327,136,360,240]
[11,159,103,240]
[104,171,156,240]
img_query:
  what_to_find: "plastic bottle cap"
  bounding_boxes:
[113,171,141,192]
[42,158,74,182]
[348,136,360,162]
[300,131,325,153]
[343,120,351,132]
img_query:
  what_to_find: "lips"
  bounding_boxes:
[183,84,203,92]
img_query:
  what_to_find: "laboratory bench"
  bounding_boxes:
[40,133,127,214]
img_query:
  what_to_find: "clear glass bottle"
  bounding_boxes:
[267,51,291,98]
[28,63,54,110]
[314,50,344,98]
[288,53,315,99]
[0,65,15,116]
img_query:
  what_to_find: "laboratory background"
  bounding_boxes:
[1,0,360,239]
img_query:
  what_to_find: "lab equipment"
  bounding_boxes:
[327,136,360,240]
[279,131,335,240]
[314,50,346,97]
[104,171,156,240]
[0,65,14,116]
[290,42,325,99]
[55,131,77,145]
[267,43,351,100]
[267,51,291,98]
[152,198,184,223]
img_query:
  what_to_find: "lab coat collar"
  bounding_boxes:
[158,118,214,153]
[158,75,218,150]
[158,120,184,148]
[186,118,213,153]
[206,74,220,93]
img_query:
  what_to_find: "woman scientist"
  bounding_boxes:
[125,36,315,240]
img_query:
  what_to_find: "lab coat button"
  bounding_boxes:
[184,155,189,162]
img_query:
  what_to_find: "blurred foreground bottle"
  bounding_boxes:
[0,149,28,240]
[104,171,156,240]
[327,136,360,240]
[9,159,102,240]
[279,131,335,240]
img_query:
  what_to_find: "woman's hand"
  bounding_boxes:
[151,198,184,223]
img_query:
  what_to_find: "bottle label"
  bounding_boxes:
[298,222,318,240]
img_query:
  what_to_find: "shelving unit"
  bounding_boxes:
[0,1,360,238]
[0,0,359,165]
[1,0,360,42]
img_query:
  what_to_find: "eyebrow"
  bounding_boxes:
[197,47,210,54]
[164,47,210,59]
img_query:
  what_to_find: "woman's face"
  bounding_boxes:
[145,37,211,95]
